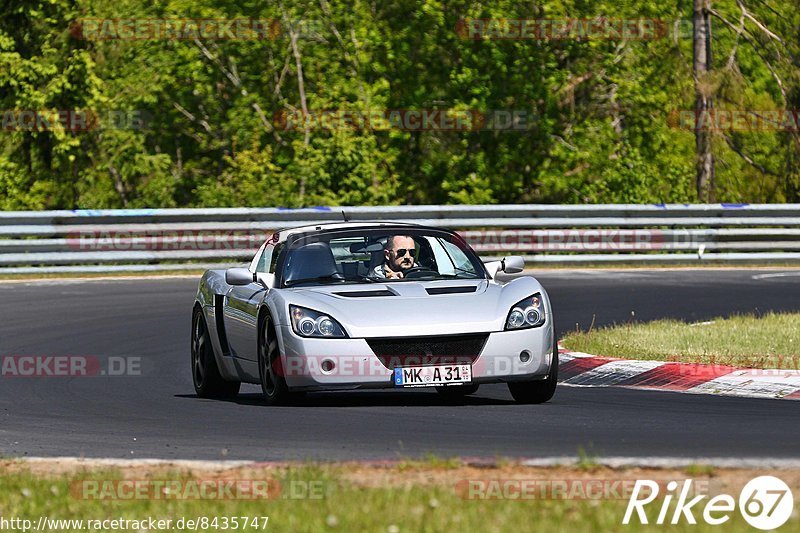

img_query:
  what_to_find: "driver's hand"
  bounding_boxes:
[386,270,403,279]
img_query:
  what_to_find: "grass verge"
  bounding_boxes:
[1,461,797,532]
[561,312,800,369]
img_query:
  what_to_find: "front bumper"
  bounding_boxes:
[278,324,554,391]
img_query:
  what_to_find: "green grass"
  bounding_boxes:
[575,448,601,471]
[684,464,716,477]
[561,312,800,369]
[397,454,463,472]
[0,466,786,532]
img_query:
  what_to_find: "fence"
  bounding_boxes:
[1,204,799,272]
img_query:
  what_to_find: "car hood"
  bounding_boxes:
[280,278,543,337]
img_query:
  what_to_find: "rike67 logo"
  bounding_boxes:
[623,476,794,530]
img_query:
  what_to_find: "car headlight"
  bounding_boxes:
[505,293,546,330]
[290,305,347,338]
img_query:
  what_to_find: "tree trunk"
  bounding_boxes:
[693,0,715,202]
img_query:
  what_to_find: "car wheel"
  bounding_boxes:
[507,339,558,404]
[192,308,240,399]
[258,315,291,406]
[435,384,479,398]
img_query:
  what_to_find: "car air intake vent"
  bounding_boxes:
[425,286,478,295]
[367,333,488,369]
[334,290,395,298]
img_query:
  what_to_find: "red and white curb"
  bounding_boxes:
[557,346,800,400]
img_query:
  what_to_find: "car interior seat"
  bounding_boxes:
[283,242,344,283]
[368,237,389,274]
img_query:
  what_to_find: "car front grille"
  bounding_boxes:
[366,333,489,369]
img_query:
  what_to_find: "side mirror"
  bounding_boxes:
[501,256,525,274]
[484,256,526,277]
[226,267,255,286]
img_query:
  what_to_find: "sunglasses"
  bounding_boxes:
[392,248,416,258]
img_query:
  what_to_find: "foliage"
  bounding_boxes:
[0,0,798,208]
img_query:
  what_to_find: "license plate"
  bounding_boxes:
[394,364,472,387]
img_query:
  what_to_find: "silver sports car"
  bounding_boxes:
[191,222,557,405]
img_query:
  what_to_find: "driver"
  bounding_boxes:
[371,235,418,279]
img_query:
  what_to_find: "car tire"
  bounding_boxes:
[258,314,292,406]
[435,384,480,398]
[507,339,558,404]
[191,308,241,399]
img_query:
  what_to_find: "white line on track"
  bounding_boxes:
[751,272,800,280]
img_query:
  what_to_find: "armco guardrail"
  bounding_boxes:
[1,204,799,272]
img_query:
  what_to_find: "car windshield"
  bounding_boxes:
[279,227,486,287]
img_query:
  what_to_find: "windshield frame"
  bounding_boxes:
[275,225,487,288]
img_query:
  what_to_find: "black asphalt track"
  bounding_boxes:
[0,269,797,460]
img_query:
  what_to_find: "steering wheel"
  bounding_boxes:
[402,265,439,279]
